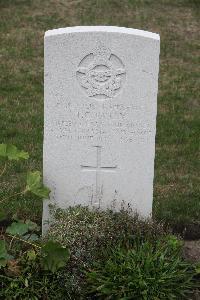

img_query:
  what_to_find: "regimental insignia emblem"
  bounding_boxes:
[76,42,126,99]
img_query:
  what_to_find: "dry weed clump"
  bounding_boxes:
[47,205,171,269]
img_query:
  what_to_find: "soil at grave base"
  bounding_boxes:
[193,291,200,300]
[183,240,200,300]
[0,219,12,235]
[183,240,200,262]
[173,223,200,240]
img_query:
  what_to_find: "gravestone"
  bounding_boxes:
[43,26,160,232]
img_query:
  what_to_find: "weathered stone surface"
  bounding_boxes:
[43,26,160,232]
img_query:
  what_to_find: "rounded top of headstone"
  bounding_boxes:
[45,26,160,41]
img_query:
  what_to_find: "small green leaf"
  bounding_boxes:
[0,258,7,268]
[0,144,7,159]
[0,210,7,222]
[0,144,29,161]
[26,171,41,189]
[26,171,50,198]
[23,233,39,241]
[41,241,70,273]
[31,186,51,198]
[195,264,200,274]
[0,240,11,269]
[25,220,40,232]
[12,213,19,222]
[27,249,37,261]
[6,222,29,236]
[7,145,29,160]
[0,240,7,258]
[24,278,29,287]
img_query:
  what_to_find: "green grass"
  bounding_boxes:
[2,207,199,299]
[0,0,199,228]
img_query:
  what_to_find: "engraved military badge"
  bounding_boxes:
[76,42,126,99]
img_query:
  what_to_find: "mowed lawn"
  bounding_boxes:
[0,0,199,229]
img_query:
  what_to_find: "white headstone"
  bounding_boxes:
[43,26,160,232]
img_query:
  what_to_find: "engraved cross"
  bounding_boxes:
[81,146,117,207]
